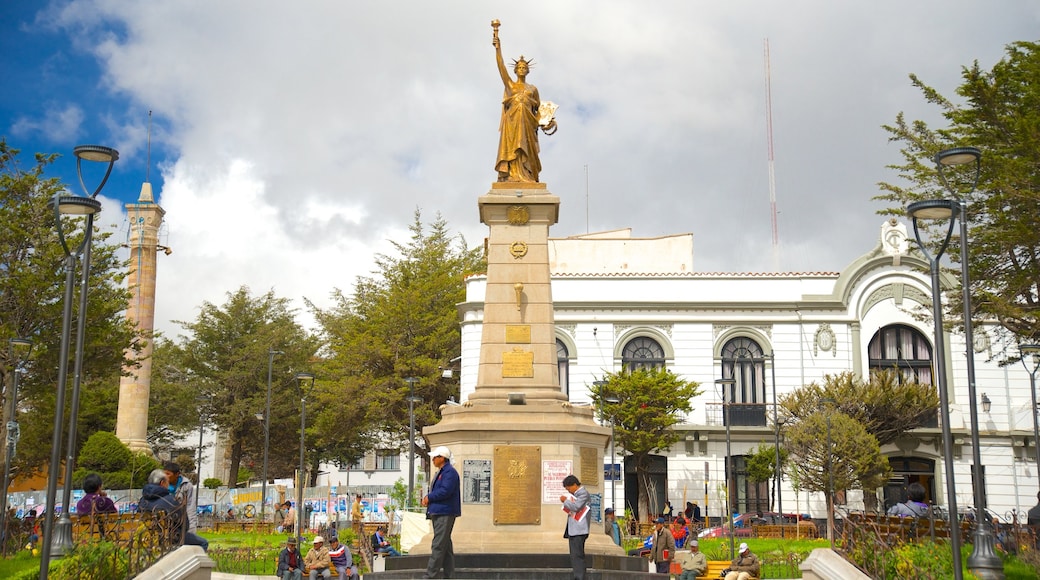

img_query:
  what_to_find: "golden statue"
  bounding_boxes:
[492,20,557,183]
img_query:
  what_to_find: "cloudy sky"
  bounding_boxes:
[2,1,1037,337]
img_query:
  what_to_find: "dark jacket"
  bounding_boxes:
[139,484,182,515]
[730,551,761,575]
[277,546,302,576]
[426,460,461,517]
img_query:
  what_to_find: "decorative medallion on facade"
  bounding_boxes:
[814,323,837,357]
[509,241,528,259]
[973,328,991,355]
[507,205,530,225]
[881,218,910,258]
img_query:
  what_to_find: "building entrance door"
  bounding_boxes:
[884,456,936,512]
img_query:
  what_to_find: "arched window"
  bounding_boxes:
[621,337,665,371]
[557,339,570,396]
[868,325,932,385]
[719,337,766,426]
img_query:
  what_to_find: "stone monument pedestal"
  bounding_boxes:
[402,183,622,572]
[409,401,619,556]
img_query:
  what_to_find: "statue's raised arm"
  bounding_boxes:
[491,20,555,183]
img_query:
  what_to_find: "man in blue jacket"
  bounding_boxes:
[421,445,461,579]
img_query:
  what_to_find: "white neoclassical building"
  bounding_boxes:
[456,219,1039,523]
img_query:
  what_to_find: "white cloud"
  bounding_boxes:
[40,0,1040,333]
[11,103,84,142]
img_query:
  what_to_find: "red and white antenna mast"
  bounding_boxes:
[764,38,780,270]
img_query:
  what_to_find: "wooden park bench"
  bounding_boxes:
[752,523,816,539]
[697,559,757,580]
[73,512,158,544]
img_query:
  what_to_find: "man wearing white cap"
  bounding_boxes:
[724,542,760,580]
[677,539,707,579]
[422,445,461,578]
[303,535,331,579]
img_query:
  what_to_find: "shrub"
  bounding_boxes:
[204,478,224,489]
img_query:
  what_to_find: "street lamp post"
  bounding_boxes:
[715,377,736,560]
[936,146,1003,579]
[404,377,419,508]
[262,349,282,522]
[908,197,964,580]
[599,383,620,512]
[820,397,836,549]
[767,353,784,536]
[1020,345,1040,474]
[195,394,210,513]
[41,145,117,578]
[295,372,316,544]
[2,338,32,550]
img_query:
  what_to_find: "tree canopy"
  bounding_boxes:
[0,140,138,478]
[591,368,701,518]
[778,371,939,447]
[311,210,483,477]
[168,286,318,487]
[875,40,1040,342]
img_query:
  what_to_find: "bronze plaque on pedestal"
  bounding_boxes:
[502,348,534,378]
[580,447,600,485]
[505,325,531,343]
[493,445,541,524]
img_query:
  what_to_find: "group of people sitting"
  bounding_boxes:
[277,534,359,580]
[274,521,398,579]
[75,462,208,552]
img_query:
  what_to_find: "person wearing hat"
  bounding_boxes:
[648,516,675,574]
[677,539,707,579]
[723,542,760,580]
[277,537,303,580]
[604,507,621,546]
[304,535,331,579]
[560,474,591,580]
[421,445,461,578]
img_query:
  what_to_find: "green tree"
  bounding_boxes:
[591,368,701,519]
[875,40,1040,342]
[74,431,161,490]
[171,286,319,488]
[745,443,788,512]
[784,409,891,543]
[311,210,483,477]
[0,140,138,479]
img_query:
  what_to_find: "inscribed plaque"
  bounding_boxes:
[505,325,531,343]
[580,447,600,485]
[493,446,541,524]
[542,460,573,503]
[463,459,492,504]
[501,348,534,378]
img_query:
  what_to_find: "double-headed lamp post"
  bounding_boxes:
[2,338,32,546]
[405,377,420,508]
[1020,345,1040,474]
[907,197,964,580]
[715,377,736,560]
[934,146,1004,580]
[262,349,283,521]
[295,372,316,543]
[41,145,117,578]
